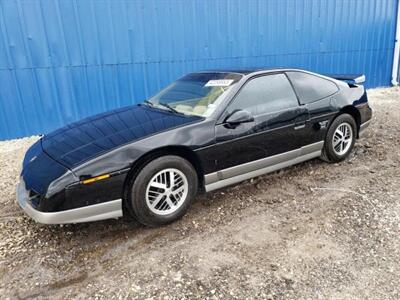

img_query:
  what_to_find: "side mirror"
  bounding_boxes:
[225,110,254,126]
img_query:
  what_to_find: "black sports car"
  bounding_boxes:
[17,68,372,226]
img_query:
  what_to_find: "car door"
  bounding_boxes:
[213,73,309,179]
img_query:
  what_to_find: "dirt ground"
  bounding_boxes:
[0,87,399,300]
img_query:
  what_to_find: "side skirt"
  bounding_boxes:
[204,141,324,192]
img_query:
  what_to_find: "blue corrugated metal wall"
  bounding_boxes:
[0,0,398,140]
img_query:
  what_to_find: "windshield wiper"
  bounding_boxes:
[143,100,154,107]
[143,100,183,115]
[158,102,181,114]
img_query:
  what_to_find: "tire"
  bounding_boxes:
[321,113,357,163]
[128,155,198,227]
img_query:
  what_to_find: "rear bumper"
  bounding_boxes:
[359,120,371,137]
[356,101,372,137]
[17,181,123,224]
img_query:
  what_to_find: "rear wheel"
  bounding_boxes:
[321,113,357,163]
[129,155,198,227]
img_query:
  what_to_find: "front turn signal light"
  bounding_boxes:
[81,174,110,185]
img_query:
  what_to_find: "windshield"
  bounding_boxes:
[147,72,242,117]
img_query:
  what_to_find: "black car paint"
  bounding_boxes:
[20,69,372,213]
[41,104,202,169]
[213,107,304,170]
[21,140,70,199]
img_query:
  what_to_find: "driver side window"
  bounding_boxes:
[228,73,298,116]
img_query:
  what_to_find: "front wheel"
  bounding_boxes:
[128,155,198,227]
[321,113,357,163]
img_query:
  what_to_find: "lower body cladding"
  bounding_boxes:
[17,141,324,224]
[358,120,371,137]
[204,141,324,192]
[17,181,122,224]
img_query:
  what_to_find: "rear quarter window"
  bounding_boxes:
[286,71,339,104]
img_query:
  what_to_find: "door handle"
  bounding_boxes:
[294,123,306,130]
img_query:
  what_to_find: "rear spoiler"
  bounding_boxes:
[329,74,366,84]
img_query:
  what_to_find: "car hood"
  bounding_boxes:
[21,139,72,197]
[42,105,202,169]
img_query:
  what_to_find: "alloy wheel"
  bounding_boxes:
[145,168,188,215]
[332,122,353,156]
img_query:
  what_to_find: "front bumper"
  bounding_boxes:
[17,181,123,224]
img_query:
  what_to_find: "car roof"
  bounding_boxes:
[196,67,302,75]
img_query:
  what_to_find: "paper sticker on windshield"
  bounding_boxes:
[205,79,234,87]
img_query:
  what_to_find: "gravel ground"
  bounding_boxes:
[0,87,399,299]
